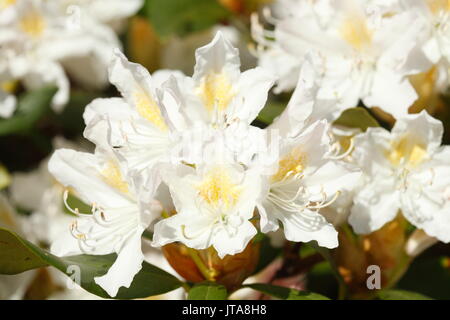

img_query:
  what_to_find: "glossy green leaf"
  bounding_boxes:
[0,87,56,136]
[333,107,380,132]
[0,227,183,299]
[377,289,432,300]
[188,282,228,300]
[144,0,230,38]
[244,283,330,300]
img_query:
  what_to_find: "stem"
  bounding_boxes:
[181,282,191,292]
[187,247,216,281]
[338,282,347,300]
[311,242,348,300]
[341,223,358,245]
[385,253,412,290]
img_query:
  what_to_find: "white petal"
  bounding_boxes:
[83,97,136,150]
[213,220,257,258]
[231,67,274,124]
[94,229,144,297]
[192,31,240,83]
[349,183,400,234]
[281,209,338,249]
[48,149,131,208]
[0,90,16,118]
[363,70,417,119]
[392,111,444,155]
[50,226,84,257]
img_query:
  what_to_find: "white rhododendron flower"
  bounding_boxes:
[257,120,361,248]
[56,0,143,30]
[92,32,273,175]
[252,0,428,118]
[397,0,450,66]
[48,146,161,297]
[4,0,450,302]
[0,0,142,112]
[152,161,261,258]
[382,0,450,90]
[268,53,344,135]
[84,49,181,176]
[349,111,450,243]
[45,31,365,291]
[166,32,274,127]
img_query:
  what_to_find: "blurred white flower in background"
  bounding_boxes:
[0,0,143,116]
[252,0,429,119]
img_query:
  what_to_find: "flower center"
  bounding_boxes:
[196,167,242,209]
[387,135,427,169]
[197,72,235,112]
[101,161,129,194]
[133,90,168,131]
[339,16,372,51]
[272,150,307,183]
[20,11,46,38]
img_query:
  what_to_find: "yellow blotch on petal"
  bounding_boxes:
[0,0,15,9]
[20,11,46,38]
[387,135,427,168]
[197,72,235,112]
[196,168,242,209]
[101,161,129,194]
[0,80,17,94]
[340,16,372,51]
[272,149,307,183]
[134,90,167,131]
[426,0,450,14]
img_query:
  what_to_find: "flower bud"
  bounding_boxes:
[162,240,260,292]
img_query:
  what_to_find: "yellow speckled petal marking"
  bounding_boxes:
[134,90,168,131]
[0,0,16,10]
[272,149,307,183]
[101,161,129,194]
[426,0,450,14]
[339,16,372,51]
[20,11,46,38]
[197,72,235,112]
[387,135,427,168]
[196,167,242,209]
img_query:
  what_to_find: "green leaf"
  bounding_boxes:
[398,256,450,299]
[63,193,92,217]
[377,289,432,300]
[188,282,228,300]
[54,90,98,137]
[243,283,330,300]
[333,107,380,132]
[144,0,230,38]
[0,227,183,299]
[308,242,345,288]
[256,100,286,125]
[252,234,281,275]
[0,87,56,136]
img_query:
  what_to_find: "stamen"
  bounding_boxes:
[63,190,91,217]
